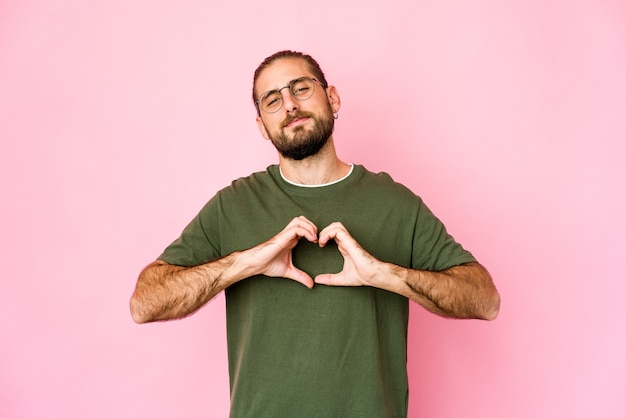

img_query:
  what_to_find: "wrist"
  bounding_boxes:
[219,251,249,287]
[370,261,406,292]
[388,262,428,300]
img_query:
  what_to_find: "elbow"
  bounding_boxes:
[474,264,500,321]
[129,295,153,324]
[481,290,501,321]
[131,311,149,325]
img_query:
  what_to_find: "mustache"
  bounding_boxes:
[281,111,315,128]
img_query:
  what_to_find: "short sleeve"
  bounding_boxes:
[411,198,476,271]
[157,195,222,267]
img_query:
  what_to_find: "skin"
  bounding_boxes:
[130,57,500,324]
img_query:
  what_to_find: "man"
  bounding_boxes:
[130,50,500,417]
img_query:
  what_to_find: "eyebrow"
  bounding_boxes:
[259,77,308,97]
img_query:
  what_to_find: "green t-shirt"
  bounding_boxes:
[159,164,475,418]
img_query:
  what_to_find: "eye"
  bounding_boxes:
[291,79,313,97]
[262,92,282,109]
[293,86,310,96]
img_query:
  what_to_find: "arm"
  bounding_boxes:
[130,216,319,324]
[315,222,500,320]
[385,261,500,320]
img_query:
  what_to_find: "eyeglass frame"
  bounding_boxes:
[255,77,327,114]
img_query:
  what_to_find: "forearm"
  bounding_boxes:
[130,253,242,324]
[130,216,320,323]
[383,262,500,320]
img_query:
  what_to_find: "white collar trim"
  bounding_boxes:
[279,164,354,188]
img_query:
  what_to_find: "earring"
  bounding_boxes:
[333,112,339,120]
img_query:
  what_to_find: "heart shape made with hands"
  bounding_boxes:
[279,219,378,288]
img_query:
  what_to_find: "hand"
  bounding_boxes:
[237,216,319,288]
[314,222,381,287]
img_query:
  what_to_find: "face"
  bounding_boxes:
[255,58,340,160]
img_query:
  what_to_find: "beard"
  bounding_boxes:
[266,106,335,161]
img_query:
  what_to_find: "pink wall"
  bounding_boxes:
[1,1,625,417]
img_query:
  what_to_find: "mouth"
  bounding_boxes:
[284,117,310,128]
[282,111,315,129]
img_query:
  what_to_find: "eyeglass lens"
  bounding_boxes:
[259,78,316,113]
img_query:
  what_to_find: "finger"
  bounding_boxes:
[277,224,316,247]
[295,215,317,228]
[318,222,343,247]
[287,215,317,230]
[285,216,318,243]
[314,273,336,286]
[319,222,352,248]
[314,272,351,287]
[285,268,315,289]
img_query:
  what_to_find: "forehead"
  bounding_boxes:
[255,58,313,93]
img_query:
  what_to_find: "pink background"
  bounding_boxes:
[1,0,625,417]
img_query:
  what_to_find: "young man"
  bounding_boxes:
[130,50,500,417]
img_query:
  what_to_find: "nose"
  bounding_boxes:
[281,90,299,114]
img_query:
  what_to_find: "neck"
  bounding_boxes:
[278,138,350,185]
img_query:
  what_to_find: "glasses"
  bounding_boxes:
[256,77,324,114]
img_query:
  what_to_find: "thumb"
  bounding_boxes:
[286,268,315,289]
[314,273,337,286]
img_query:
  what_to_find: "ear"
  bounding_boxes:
[256,115,271,140]
[325,86,341,114]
